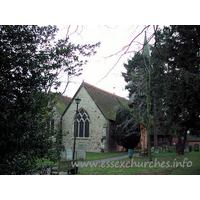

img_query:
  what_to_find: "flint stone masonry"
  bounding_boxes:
[62,82,129,153]
[62,86,108,153]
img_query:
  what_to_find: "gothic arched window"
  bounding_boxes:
[74,108,90,137]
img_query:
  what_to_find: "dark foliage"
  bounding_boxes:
[0,25,100,174]
[112,107,141,149]
[153,25,200,136]
[122,26,200,155]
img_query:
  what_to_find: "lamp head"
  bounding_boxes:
[75,97,81,104]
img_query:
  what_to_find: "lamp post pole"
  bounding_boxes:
[73,97,81,161]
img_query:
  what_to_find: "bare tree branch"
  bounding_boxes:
[96,25,151,84]
[104,25,118,29]
[61,80,70,95]
[76,25,84,38]
[66,25,71,38]
[68,25,79,37]
[65,25,84,39]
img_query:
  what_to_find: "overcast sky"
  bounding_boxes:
[55,25,155,99]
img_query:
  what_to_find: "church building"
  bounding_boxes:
[61,82,130,153]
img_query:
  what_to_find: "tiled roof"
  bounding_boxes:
[188,135,200,142]
[83,82,129,121]
[56,95,71,115]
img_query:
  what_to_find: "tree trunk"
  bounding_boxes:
[147,68,152,161]
[153,124,157,149]
[147,124,152,161]
[153,95,158,149]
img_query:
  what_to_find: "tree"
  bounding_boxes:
[150,43,172,149]
[0,25,100,174]
[153,25,200,154]
[122,32,153,161]
[112,107,141,150]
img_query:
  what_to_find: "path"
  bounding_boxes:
[89,152,139,164]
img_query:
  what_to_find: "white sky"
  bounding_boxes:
[55,25,155,99]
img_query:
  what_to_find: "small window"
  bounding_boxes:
[47,119,54,133]
[74,108,90,137]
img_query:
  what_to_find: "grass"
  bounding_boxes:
[38,151,127,167]
[75,151,200,175]
[85,152,127,161]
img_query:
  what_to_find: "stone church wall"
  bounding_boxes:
[62,87,108,153]
[52,106,61,130]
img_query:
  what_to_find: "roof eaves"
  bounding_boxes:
[83,82,129,121]
[56,96,72,115]
[83,82,108,120]
[62,83,83,117]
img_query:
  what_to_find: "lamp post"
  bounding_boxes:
[73,97,81,161]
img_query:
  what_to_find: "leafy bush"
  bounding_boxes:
[0,25,100,174]
[112,107,141,149]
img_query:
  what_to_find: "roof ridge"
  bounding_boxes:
[61,95,72,99]
[83,81,128,100]
[62,81,129,120]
